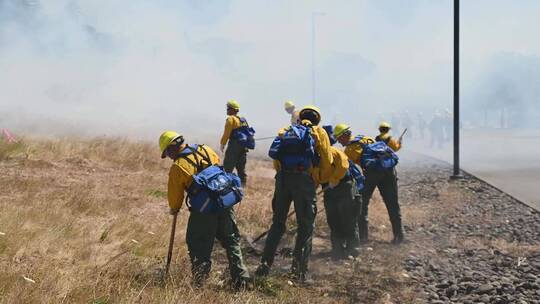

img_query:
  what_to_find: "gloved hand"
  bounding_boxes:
[169,208,180,215]
[220,144,226,153]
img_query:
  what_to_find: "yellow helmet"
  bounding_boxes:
[334,123,351,138]
[227,99,240,110]
[159,131,182,158]
[284,100,295,109]
[379,121,391,129]
[299,105,321,125]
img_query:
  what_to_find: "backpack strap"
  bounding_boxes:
[239,116,249,127]
[177,145,212,173]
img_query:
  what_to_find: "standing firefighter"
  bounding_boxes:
[376,122,402,152]
[284,100,300,125]
[220,100,255,186]
[335,124,404,244]
[159,131,250,289]
[255,105,333,282]
[323,145,361,259]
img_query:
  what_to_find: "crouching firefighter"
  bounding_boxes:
[335,124,404,244]
[322,145,363,259]
[159,131,250,289]
[255,106,333,282]
[220,99,256,186]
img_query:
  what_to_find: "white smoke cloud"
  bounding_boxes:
[1,0,539,142]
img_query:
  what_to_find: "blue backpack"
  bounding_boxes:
[347,160,365,191]
[178,145,243,214]
[360,141,399,170]
[322,125,337,146]
[231,117,256,149]
[268,124,317,170]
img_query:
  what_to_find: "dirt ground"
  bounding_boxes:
[0,138,538,303]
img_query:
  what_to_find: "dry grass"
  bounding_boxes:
[0,137,424,303]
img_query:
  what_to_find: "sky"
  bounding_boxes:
[1,0,539,141]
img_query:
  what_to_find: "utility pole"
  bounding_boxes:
[452,0,463,179]
[312,12,325,104]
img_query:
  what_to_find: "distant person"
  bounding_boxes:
[159,131,250,289]
[429,111,445,149]
[220,100,255,186]
[335,124,404,244]
[284,100,300,125]
[443,109,453,143]
[376,122,402,152]
[256,106,333,282]
[417,112,427,140]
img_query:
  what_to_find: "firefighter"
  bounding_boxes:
[285,100,300,125]
[323,146,359,259]
[220,100,251,185]
[160,131,250,289]
[255,105,333,282]
[376,122,402,152]
[335,124,404,244]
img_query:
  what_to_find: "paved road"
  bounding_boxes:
[406,129,540,211]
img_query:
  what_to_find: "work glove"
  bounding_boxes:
[169,208,179,215]
[220,144,226,153]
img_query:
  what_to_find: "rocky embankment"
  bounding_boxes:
[399,155,540,304]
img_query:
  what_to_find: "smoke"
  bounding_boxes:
[1,0,540,143]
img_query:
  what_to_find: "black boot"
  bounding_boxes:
[191,261,211,288]
[232,277,253,291]
[255,262,270,277]
[391,220,405,245]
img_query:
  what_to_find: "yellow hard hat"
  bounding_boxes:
[159,131,182,158]
[299,105,321,125]
[379,121,391,129]
[284,100,295,109]
[334,123,351,138]
[227,99,240,110]
[300,105,321,115]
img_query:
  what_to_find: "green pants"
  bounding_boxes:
[186,208,249,284]
[323,178,359,254]
[261,171,317,275]
[223,139,247,184]
[361,167,403,240]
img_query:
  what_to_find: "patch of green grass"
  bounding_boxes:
[254,277,282,297]
[92,298,108,304]
[147,189,167,199]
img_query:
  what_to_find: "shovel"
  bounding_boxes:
[164,212,179,276]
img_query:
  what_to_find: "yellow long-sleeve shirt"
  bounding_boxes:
[167,145,220,210]
[220,115,242,146]
[272,120,333,185]
[376,133,401,152]
[344,135,375,166]
[328,146,349,186]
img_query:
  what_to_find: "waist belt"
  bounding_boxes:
[281,167,311,173]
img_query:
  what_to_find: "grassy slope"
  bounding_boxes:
[0,138,419,304]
